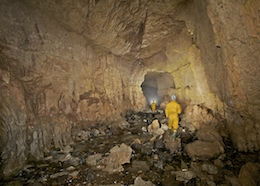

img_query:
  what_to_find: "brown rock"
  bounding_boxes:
[102,143,132,173]
[238,162,260,186]
[185,141,224,161]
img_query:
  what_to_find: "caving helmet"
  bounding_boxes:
[171,94,176,100]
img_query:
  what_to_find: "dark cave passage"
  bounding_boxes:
[141,71,175,108]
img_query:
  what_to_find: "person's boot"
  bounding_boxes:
[172,132,177,140]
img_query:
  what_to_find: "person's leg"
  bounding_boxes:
[172,117,179,140]
[168,118,174,134]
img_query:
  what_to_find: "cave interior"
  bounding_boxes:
[0,0,260,185]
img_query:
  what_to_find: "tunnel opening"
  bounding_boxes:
[141,71,175,108]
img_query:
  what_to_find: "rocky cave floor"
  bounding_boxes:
[1,110,260,186]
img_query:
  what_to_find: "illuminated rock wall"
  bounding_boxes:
[206,0,260,151]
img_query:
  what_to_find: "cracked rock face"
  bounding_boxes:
[0,0,260,178]
[24,0,187,59]
[0,70,27,177]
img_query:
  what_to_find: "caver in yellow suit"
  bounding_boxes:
[165,95,182,140]
[151,100,156,111]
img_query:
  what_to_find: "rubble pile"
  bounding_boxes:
[1,110,259,186]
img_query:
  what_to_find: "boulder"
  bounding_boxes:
[163,130,182,154]
[148,119,160,134]
[128,160,150,173]
[131,176,156,186]
[102,143,132,173]
[201,163,218,175]
[85,153,103,167]
[161,124,169,131]
[174,170,196,183]
[185,141,224,161]
[140,142,154,156]
[196,126,224,147]
[153,128,165,136]
[154,139,165,150]
[165,138,181,154]
[225,175,240,186]
[238,162,260,186]
[181,105,218,132]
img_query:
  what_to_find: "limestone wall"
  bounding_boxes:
[0,0,146,177]
[205,0,260,151]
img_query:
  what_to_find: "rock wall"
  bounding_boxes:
[0,0,146,120]
[205,0,260,151]
[0,0,146,178]
[160,0,260,151]
[0,70,27,177]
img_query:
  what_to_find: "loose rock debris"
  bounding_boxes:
[1,110,260,186]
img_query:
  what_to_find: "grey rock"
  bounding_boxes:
[202,163,218,175]
[128,160,150,173]
[154,159,164,170]
[61,145,73,154]
[141,142,154,155]
[158,152,174,163]
[153,139,165,150]
[50,171,69,179]
[91,128,100,137]
[68,156,80,167]
[174,170,196,183]
[86,153,103,167]
[75,130,90,141]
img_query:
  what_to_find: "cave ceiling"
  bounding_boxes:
[24,0,187,61]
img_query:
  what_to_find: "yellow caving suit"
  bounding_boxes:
[151,102,156,111]
[165,100,182,132]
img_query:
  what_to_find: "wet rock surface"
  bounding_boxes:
[1,110,260,186]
